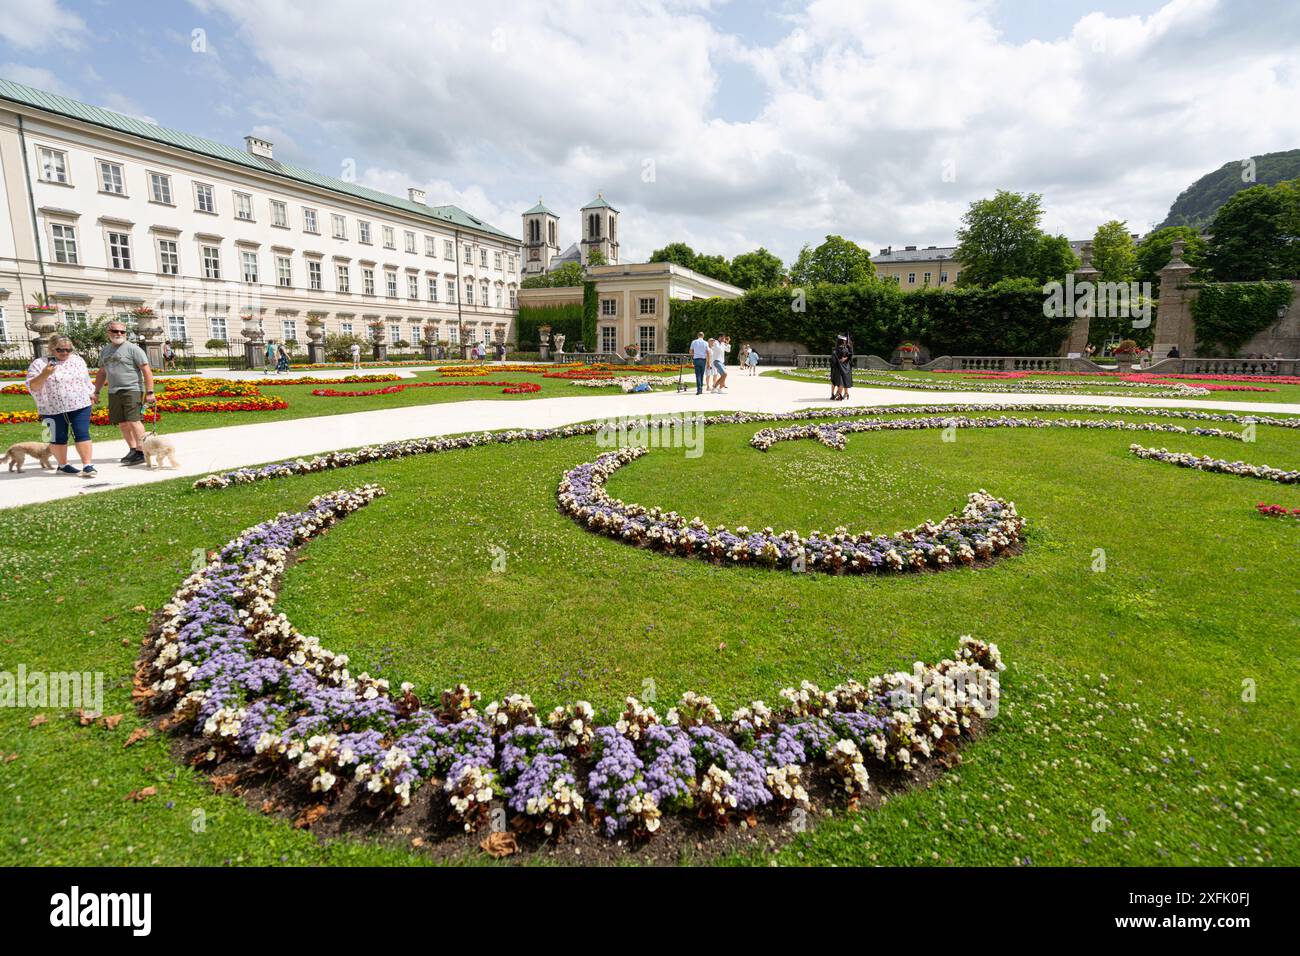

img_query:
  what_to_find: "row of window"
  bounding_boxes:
[38,310,503,348]
[890,270,957,285]
[600,296,658,316]
[45,222,515,307]
[599,325,658,353]
[35,145,517,271]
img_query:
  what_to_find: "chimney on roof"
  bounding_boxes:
[244,135,273,159]
[880,246,891,256]
[904,245,917,251]
[408,187,427,205]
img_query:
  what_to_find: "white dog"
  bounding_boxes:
[142,434,180,469]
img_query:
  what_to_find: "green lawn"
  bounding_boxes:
[0,369,680,444]
[1,408,1297,865]
[770,367,1300,404]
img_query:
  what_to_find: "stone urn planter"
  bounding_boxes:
[368,323,387,361]
[131,307,165,367]
[305,314,326,364]
[25,306,59,357]
[239,313,264,368]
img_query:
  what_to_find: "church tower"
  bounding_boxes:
[521,199,560,277]
[580,193,619,265]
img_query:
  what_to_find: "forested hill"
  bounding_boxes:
[1159,149,1300,229]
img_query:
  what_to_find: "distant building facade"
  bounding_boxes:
[0,77,522,357]
[518,261,743,355]
[872,238,1139,291]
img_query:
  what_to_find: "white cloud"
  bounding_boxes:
[0,62,76,95]
[186,0,1300,260]
[0,0,86,51]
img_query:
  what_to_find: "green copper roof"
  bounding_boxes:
[523,199,557,217]
[0,77,519,243]
[581,194,618,212]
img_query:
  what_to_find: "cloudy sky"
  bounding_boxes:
[3,0,1299,264]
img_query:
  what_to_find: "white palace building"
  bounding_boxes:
[0,78,523,362]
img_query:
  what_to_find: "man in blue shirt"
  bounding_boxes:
[689,332,709,395]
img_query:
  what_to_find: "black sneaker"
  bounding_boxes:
[123,449,146,466]
[119,449,137,463]
[81,465,98,478]
[57,464,80,476]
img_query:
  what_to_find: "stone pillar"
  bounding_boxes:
[1154,239,1196,360]
[1063,243,1098,356]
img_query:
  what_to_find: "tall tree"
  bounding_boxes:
[1034,234,1079,284]
[520,261,585,289]
[789,235,875,286]
[730,247,786,289]
[648,242,699,268]
[691,253,733,284]
[954,190,1048,286]
[1090,220,1137,282]
[1133,226,1208,288]
[1204,178,1300,280]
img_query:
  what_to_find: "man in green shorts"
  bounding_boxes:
[93,322,156,466]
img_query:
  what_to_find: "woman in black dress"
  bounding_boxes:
[831,334,853,400]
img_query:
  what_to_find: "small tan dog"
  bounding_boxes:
[2,441,56,473]
[142,434,180,470]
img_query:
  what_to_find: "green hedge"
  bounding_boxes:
[667,279,1073,356]
[582,280,598,352]
[515,303,584,350]
[1191,281,1294,355]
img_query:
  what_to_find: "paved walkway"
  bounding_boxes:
[3,368,1298,511]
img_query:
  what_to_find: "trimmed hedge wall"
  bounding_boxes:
[667,279,1073,356]
[1191,281,1294,355]
[515,303,584,350]
[582,280,598,352]
[517,280,599,350]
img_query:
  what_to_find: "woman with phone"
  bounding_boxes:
[25,335,98,477]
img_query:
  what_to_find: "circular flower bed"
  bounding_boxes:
[136,484,1006,842]
[1129,445,1300,483]
[558,447,1024,574]
[750,415,1247,452]
[191,403,1299,490]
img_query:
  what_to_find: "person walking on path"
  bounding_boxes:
[264,339,277,375]
[689,332,709,395]
[276,343,290,374]
[712,336,729,392]
[94,320,155,466]
[25,335,99,477]
[830,334,853,401]
[746,346,760,376]
[350,340,362,371]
